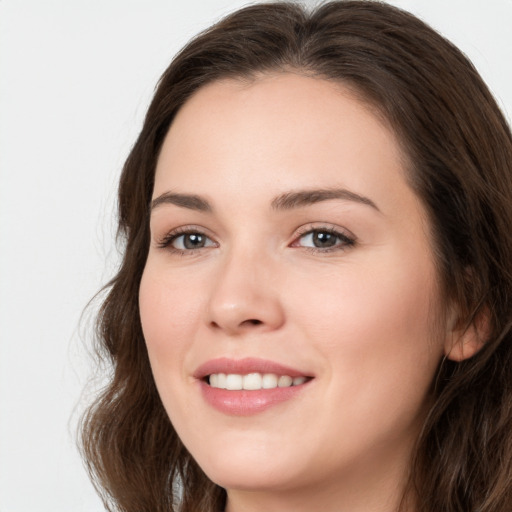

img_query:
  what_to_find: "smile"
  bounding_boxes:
[208,373,308,390]
[195,358,313,415]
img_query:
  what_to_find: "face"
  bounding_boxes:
[139,74,453,505]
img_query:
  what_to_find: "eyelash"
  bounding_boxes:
[156,225,356,255]
[292,225,356,254]
[156,226,216,254]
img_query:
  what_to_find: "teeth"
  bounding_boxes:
[217,373,227,388]
[208,372,308,390]
[243,373,262,390]
[278,375,293,387]
[226,374,243,390]
[262,373,278,389]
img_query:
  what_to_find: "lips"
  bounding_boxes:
[194,357,311,379]
[209,372,307,390]
[194,357,313,416]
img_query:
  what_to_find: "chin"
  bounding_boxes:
[204,461,301,493]
[188,437,309,492]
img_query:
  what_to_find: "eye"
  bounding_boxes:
[157,229,217,252]
[293,227,355,252]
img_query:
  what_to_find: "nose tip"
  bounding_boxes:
[208,300,284,335]
[206,260,285,336]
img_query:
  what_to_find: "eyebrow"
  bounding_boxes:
[151,192,212,212]
[271,188,380,212]
[150,188,380,213]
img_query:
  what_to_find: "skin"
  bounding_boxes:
[139,73,472,512]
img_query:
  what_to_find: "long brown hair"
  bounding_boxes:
[80,2,512,511]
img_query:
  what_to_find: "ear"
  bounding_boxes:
[444,306,490,362]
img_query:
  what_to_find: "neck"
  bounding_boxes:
[224,444,416,512]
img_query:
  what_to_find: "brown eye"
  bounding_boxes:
[178,233,205,249]
[311,231,337,248]
[296,229,355,251]
[170,232,215,251]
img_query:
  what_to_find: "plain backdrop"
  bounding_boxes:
[0,1,511,511]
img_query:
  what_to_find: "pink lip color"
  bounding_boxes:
[194,357,312,416]
[194,357,309,379]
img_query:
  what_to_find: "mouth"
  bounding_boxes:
[207,372,309,390]
[194,358,314,415]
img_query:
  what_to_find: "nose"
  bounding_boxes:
[206,250,285,336]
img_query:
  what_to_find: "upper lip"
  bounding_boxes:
[193,357,313,379]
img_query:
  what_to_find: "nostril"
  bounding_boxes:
[209,318,264,331]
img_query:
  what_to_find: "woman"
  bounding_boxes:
[80,1,512,511]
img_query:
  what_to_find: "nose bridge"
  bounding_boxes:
[206,239,284,334]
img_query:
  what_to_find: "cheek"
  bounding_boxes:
[289,253,444,406]
[138,265,210,434]
[139,267,204,370]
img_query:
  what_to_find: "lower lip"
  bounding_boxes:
[199,380,310,416]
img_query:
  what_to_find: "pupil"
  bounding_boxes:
[184,233,205,249]
[313,231,336,248]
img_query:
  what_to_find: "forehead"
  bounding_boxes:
[156,74,404,190]
[153,73,424,227]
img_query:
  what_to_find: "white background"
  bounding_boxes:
[1,1,511,511]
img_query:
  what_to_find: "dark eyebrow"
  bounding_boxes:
[271,188,380,212]
[151,188,379,214]
[151,192,212,212]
